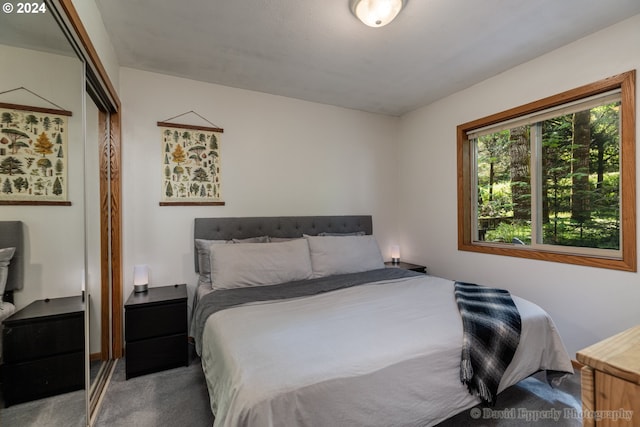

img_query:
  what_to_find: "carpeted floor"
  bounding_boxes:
[0,388,86,427]
[93,358,214,427]
[93,358,582,427]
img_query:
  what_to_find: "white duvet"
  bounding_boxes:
[200,274,573,427]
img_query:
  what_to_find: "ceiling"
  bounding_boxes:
[0,8,76,57]
[95,0,640,116]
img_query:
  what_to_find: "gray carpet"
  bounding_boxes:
[94,358,582,427]
[93,358,214,427]
[0,388,86,427]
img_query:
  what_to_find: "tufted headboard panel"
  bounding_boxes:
[194,215,373,272]
[0,221,24,297]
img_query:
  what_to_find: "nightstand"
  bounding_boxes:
[576,325,640,427]
[2,296,85,406]
[384,261,427,274]
[124,284,188,379]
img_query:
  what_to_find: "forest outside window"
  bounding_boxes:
[457,71,636,271]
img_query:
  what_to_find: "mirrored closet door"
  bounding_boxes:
[54,0,123,422]
[0,4,87,426]
[0,1,122,425]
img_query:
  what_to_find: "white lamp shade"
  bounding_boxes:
[390,245,400,262]
[350,0,406,27]
[133,264,149,286]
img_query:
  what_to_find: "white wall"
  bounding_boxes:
[120,67,400,304]
[0,44,86,310]
[397,14,640,356]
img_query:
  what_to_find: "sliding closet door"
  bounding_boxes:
[0,5,88,425]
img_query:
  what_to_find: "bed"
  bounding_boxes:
[191,216,573,427]
[0,221,23,361]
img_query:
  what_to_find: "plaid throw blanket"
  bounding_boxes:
[454,281,522,406]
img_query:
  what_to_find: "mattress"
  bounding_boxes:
[199,273,573,427]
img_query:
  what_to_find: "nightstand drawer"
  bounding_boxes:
[126,333,188,379]
[3,351,84,406]
[3,315,84,363]
[125,301,187,341]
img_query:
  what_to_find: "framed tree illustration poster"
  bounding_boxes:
[0,103,72,205]
[158,120,225,206]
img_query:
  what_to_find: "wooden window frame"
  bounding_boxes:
[457,71,636,271]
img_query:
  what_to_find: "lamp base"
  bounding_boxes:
[134,284,148,293]
[391,257,400,264]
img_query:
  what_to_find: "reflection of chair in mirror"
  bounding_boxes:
[0,221,85,407]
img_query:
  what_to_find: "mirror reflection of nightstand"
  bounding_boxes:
[384,261,427,274]
[2,296,85,406]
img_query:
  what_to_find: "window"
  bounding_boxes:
[457,71,636,271]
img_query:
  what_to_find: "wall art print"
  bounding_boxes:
[0,105,71,204]
[159,123,224,206]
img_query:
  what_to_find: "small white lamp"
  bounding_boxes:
[133,264,149,293]
[390,245,400,264]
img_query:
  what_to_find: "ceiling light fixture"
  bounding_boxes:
[349,0,407,28]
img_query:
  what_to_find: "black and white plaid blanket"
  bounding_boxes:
[454,281,522,406]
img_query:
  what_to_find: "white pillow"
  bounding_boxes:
[195,236,269,286]
[0,247,16,305]
[210,239,313,290]
[195,239,227,286]
[306,235,384,278]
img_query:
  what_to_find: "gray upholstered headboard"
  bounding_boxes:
[0,221,24,300]
[194,215,373,272]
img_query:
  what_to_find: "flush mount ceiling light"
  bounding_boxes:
[349,0,407,27]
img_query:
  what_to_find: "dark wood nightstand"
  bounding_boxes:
[384,261,427,274]
[124,284,188,379]
[2,296,85,406]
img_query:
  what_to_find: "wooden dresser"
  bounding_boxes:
[2,296,85,406]
[576,325,640,427]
